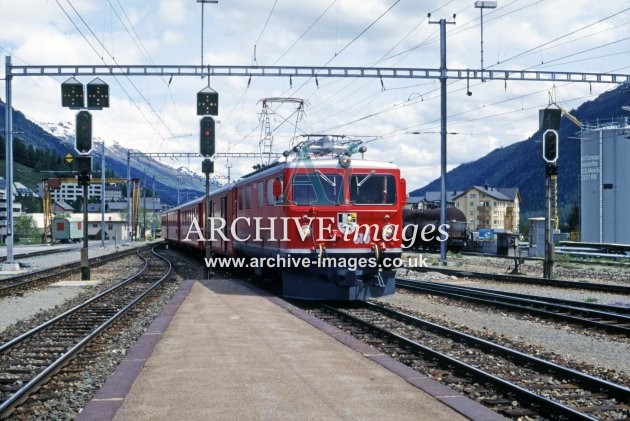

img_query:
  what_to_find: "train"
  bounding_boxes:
[402,206,469,251]
[162,136,406,300]
[51,217,83,243]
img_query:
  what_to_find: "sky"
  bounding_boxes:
[1,0,628,190]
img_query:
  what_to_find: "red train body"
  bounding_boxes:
[161,137,406,300]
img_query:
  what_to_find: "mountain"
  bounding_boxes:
[410,83,630,224]
[0,101,220,206]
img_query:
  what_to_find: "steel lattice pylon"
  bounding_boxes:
[258,97,307,166]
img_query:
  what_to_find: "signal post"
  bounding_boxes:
[62,76,109,280]
[76,112,93,280]
[201,122,215,280]
[540,108,560,279]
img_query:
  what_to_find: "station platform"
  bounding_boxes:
[78,279,504,420]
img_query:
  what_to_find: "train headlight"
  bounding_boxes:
[300,225,312,238]
[338,154,351,168]
[382,224,395,241]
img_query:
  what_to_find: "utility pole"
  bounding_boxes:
[127,150,132,241]
[202,159,214,279]
[475,1,497,81]
[198,0,218,67]
[2,56,19,272]
[429,14,456,265]
[101,141,105,248]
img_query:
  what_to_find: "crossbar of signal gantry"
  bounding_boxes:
[128,152,282,159]
[8,64,630,84]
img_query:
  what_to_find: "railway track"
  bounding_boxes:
[0,245,83,264]
[310,301,630,420]
[0,247,148,297]
[408,266,630,294]
[0,246,172,418]
[396,278,630,336]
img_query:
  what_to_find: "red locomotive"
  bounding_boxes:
[161,136,406,300]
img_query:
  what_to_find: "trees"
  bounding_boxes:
[13,214,41,244]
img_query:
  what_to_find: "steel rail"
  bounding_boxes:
[0,246,172,418]
[408,266,630,294]
[321,303,600,420]
[397,278,630,314]
[322,302,630,419]
[396,278,630,335]
[363,301,630,401]
[0,246,148,295]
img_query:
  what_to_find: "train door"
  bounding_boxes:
[226,187,238,256]
[219,196,226,254]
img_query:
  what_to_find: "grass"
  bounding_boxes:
[0,161,47,192]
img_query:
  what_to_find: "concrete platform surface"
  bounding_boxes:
[80,278,504,420]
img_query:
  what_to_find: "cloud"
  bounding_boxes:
[1,0,628,190]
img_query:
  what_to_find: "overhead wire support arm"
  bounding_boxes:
[128,151,282,159]
[7,64,629,84]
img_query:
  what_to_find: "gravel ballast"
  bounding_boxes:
[378,290,630,377]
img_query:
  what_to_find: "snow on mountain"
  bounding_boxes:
[36,120,218,205]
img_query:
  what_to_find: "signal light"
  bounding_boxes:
[202,159,214,174]
[87,78,109,109]
[200,116,215,157]
[542,129,558,164]
[61,77,84,108]
[75,111,93,154]
[197,87,219,116]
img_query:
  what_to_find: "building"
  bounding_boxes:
[411,186,520,232]
[0,179,24,243]
[452,185,521,232]
[37,180,103,203]
[580,117,630,244]
[52,200,74,213]
[405,191,461,210]
[29,212,129,242]
[104,184,123,201]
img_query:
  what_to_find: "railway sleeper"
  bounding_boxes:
[500,407,539,417]
[574,404,628,413]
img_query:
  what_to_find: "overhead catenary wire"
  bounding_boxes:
[58,0,177,141]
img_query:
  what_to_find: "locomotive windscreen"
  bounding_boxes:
[291,172,343,205]
[350,173,396,205]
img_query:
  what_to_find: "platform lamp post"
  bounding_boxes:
[474,1,497,82]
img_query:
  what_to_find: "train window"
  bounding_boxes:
[291,172,343,205]
[350,173,396,205]
[257,182,264,208]
[238,188,243,210]
[246,185,251,209]
[267,177,284,205]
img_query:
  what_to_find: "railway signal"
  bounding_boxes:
[76,155,92,186]
[200,116,215,157]
[87,78,109,109]
[542,129,558,164]
[75,111,93,154]
[197,86,218,116]
[61,77,84,108]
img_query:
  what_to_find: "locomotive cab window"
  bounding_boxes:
[350,172,396,205]
[291,172,343,205]
[267,177,284,205]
